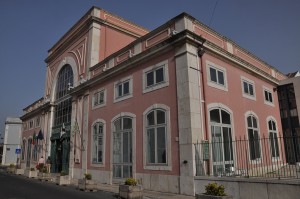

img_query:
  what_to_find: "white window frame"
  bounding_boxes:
[206,61,228,91]
[29,119,34,129]
[114,76,133,103]
[245,112,262,163]
[35,116,40,127]
[267,117,280,161]
[263,86,274,106]
[90,119,106,167]
[92,88,106,109]
[143,104,172,171]
[241,76,256,101]
[143,60,169,93]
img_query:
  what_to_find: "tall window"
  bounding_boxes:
[247,115,261,160]
[209,67,225,86]
[146,109,167,164]
[93,90,105,107]
[21,139,26,160]
[113,117,133,178]
[54,65,73,126]
[116,80,130,98]
[264,89,273,104]
[241,77,256,100]
[210,108,233,175]
[268,120,279,158]
[146,67,164,87]
[92,122,104,164]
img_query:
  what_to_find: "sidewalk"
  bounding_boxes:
[97,183,195,199]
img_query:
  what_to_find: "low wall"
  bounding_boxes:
[195,176,300,199]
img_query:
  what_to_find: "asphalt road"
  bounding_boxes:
[0,171,116,199]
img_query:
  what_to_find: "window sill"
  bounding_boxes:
[207,82,228,92]
[143,81,169,94]
[92,103,106,110]
[114,93,133,103]
[91,163,105,168]
[144,164,172,171]
[242,93,256,101]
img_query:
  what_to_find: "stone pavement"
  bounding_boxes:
[97,183,195,199]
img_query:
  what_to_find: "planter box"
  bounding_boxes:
[38,173,52,182]
[119,184,143,199]
[196,194,233,199]
[55,175,70,186]
[24,170,38,178]
[15,169,24,175]
[7,167,16,174]
[78,179,97,191]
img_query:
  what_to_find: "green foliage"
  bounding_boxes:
[205,182,226,196]
[84,173,92,180]
[124,178,137,186]
[60,171,68,176]
[9,163,15,168]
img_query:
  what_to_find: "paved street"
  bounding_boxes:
[0,171,116,199]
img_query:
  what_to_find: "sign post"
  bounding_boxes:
[15,148,21,169]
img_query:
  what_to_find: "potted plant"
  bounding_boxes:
[37,164,52,181]
[78,173,97,191]
[25,167,38,178]
[55,171,70,186]
[196,182,233,199]
[7,163,16,173]
[119,178,143,199]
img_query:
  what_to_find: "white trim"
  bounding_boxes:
[241,76,256,101]
[263,86,274,107]
[113,75,133,103]
[110,112,136,181]
[142,60,169,94]
[90,119,106,168]
[206,60,228,92]
[244,111,262,164]
[92,88,107,109]
[143,104,172,171]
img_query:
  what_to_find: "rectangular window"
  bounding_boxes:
[143,60,169,94]
[241,76,256,100]
[117,80,130,98]
[209,67,225,86]
[263,87,274,106]
[93,90,105,107]
[114,76,133,103]
[35,117,40,127]
[29,120,34,129]
[146,67,164,87]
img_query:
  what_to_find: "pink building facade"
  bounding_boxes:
[20,7,286,195]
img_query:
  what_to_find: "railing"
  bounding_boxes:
[194,135,300,179]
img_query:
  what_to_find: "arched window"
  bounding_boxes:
[54,64,73,126]
[113,116,133,178]
[146,109,167,164]
[247,115,261,160]
[92,122,104,164]
[268,120,279,158]
[209,108,233,175]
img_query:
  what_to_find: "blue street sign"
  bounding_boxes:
[15,148,21,154]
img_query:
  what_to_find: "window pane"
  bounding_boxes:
[221,110,230,124]
[118,84,122,97]
[123,81,129,95]
[113,165,121,178]
[123,118,132,129]
[123,132,129,163]
[252,117,257,128]
[265,91,268,101]
[146,71,154,87]
[113,133,121,163]
[269,93,273,102]
[114,119,122,131]
[243,81,248,94]
[223,127,233,161]
[147,129,155,163]
[217,71,224,85]
[247,116,252,127]
[156,67,164,83]
[210,109,220,123]
[156,110,165,124]
[210,68,217,83]
[249,84,254,95]
[147,111,155,126]
[99,91,104,103]
[157,127,166,163]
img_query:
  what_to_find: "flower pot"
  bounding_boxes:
[119,184,143,199]
[78,179,97,191]
[195,194,233,199]
[38,172,52,181]
[55,175,70,186]
[24,170,38,178]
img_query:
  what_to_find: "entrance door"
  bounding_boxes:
[112,117,132,179]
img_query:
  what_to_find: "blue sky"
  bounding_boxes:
[0,0,299,132]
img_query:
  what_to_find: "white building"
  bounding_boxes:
[1,117,22,165]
